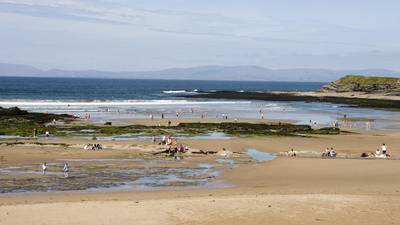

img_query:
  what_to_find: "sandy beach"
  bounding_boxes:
[2,1,399,223]
[1,126,400,225]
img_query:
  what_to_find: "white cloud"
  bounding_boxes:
[0,0,399,71]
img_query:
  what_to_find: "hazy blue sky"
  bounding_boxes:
[0,0,399,71]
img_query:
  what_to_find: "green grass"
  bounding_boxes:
[337,75,400,85]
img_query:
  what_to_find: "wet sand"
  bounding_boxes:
[1,130,400,224]
[115,117,295,126]
[297,91,400,101]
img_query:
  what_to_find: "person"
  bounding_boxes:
[42,162,47,175]
[45,131,50,137]
[375,148,381,156]
[179,144,186,153]
[168,120,172,127]
[63,163,69,178]
[334,120,339,128]
[322,147,330,157]
[166,136,172,145]
[290,149,296,157]
[161,113,164,119]
[381,143,387,156]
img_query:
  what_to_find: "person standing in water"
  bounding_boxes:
[42,162,47,175]
[63,163,69,178]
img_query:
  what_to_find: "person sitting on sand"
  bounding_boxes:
[381,143,387,156]
[63,163,69,178]
[42,162,47,175]
[179,144,186,153]
[162,135,166,145]
[166,136,173,146]
[322,148,330,157]
[289,149,296,157]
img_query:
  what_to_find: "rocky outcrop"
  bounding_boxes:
[320,75,400,94]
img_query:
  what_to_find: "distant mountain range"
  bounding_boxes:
[1,63,400,82]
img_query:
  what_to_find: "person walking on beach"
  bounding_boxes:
[42,162,47,175]
[63,163,69,178]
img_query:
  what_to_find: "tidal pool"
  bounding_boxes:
[0,158,226,194]
[0,149,275,194]
[246,149,276,162]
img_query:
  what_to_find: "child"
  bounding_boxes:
[63,163,69,178]
[42,162,47,175]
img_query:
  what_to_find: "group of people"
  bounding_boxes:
[154,135,190,159]
[84,143,103,151]
[374,143,389,158]
[41,162,69,177]
[322,147,337,157]
[158,135,175,146]
[360,144,390,158]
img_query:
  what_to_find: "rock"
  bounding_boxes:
[320,75,400,94]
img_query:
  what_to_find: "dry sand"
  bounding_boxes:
[1,131,400,225]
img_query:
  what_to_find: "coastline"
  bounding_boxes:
[184,91,400,110]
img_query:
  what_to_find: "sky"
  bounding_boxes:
[0,0,399,71]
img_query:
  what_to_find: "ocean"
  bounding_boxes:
[0,77,324,100]
[0,76,399,130]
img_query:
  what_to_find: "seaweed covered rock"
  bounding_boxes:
[0,107,28,116]
[177,122,338,136]
[0,107,74,136]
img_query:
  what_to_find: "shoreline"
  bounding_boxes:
[184,91,400,110]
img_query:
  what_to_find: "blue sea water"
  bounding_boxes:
[0,76,399,131]
[0,76,325,100]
